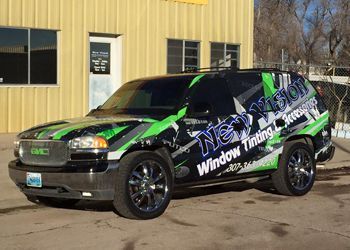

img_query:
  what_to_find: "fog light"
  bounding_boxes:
[82,192,93,197]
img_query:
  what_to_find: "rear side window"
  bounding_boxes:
[290,73,328,114]
[225,72,263,109]
[225,73,265,134]
[189,78,236,116]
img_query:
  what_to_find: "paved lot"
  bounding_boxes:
[0,134,350,249]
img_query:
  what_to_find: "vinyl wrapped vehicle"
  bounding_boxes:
[9,68,335,219]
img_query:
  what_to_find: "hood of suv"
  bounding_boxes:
[18,116,163,141]
[18,107,187,152]
[18,116,149,140]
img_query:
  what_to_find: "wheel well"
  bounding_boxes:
[119,146,175,175]
[285,135,315,151]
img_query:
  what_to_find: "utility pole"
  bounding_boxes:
[281,49,285,71]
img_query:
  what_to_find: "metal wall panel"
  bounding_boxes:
[0,0,254,133]
[171,0,208,4]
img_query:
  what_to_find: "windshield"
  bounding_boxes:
[99,76,192,115]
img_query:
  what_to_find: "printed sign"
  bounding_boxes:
[90,42,111,74]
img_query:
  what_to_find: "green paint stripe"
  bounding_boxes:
[37,129,52,139]
[300,112,329,133]
[313,121,329,136]
[309,90,317,98]
[143,118,159,123]
[140,107,187,139]
[175,159,188,169]
[97,126,128,140]
[266,132,282,148]
[177,106,187,118]
[36,123,73,139]
[298,112,329,136]
[51,120,126,140]
[253,155,279,172]
[189,74,206,88]
[309,118,329,136]
[262,72,277,98]
[115,107,188,152]
[37,120,104,139]
[52,124,89,140]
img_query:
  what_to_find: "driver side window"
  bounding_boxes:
[188,78,236,117]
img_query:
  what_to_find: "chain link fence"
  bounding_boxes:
[254,62,350,139]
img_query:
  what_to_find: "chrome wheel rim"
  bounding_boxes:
[128,160,168,212]
[287,148,314,191]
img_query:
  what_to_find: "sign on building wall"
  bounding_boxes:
[90,42,111,74]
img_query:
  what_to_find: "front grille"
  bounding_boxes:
[19,140,68,167]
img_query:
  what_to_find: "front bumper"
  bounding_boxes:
[8,160,119,200]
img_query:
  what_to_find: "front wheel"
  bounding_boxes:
[113,151,173,219]
[272,142,316,196]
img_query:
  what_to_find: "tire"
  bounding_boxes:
[113,151,173,219]
[272,141,316,196]
[36,196,80,208]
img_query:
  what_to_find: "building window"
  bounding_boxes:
[0,27,57,85]
[167,39,200,74]
[210,43,240,69]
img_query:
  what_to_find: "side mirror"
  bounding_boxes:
[275,118,286,128]
[192,102,212,117]
[87,105,102,116]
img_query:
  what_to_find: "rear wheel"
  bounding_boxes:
[272,142,316,196]
[113,151,173,219]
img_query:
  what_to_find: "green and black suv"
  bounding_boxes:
[9,68,335,219]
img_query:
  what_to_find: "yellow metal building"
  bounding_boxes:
[0,0,254,133]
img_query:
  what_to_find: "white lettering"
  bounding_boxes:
[197,159,211,176]
[197,146,241,176]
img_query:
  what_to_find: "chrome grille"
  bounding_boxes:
[19,140,68,167]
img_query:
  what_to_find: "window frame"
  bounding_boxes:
[0,26,59,87]
[166,38,201,73]
[210,42,240,69]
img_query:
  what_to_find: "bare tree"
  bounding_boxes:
[288,0,328,65]
[326,0,350,65]
[254,0,350,65]
[254,0,291,62]
[338,42,350,65]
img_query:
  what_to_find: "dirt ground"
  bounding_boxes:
[1,166,349,250]
[1,136,350,249]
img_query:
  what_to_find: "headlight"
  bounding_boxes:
[69,136,108,149]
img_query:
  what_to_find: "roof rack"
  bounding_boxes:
[179,67,290,74]
[238,68,285,72]
[181,66,239,73]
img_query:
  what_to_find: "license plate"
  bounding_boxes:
[26,172,42,188]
